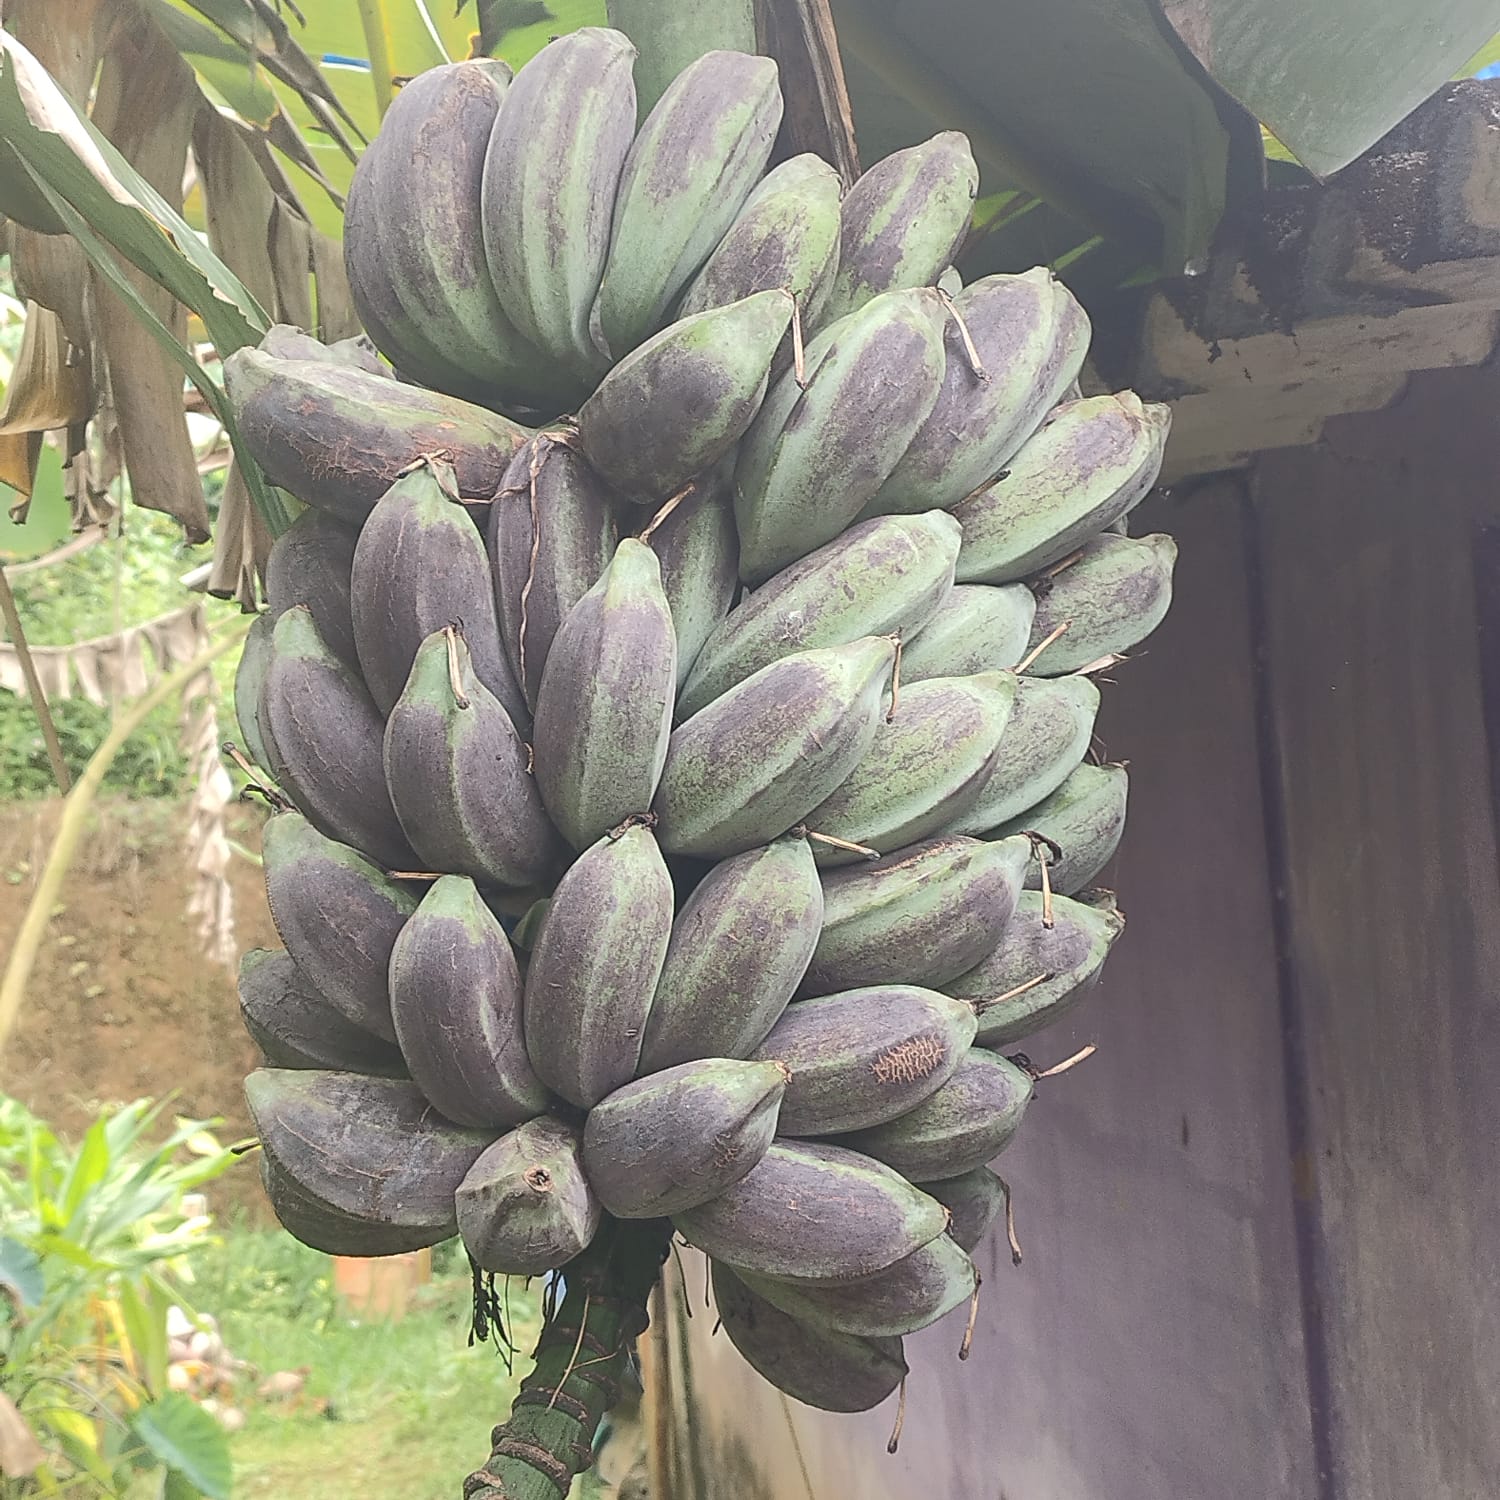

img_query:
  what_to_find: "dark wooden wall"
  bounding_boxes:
[657,358,1500,1500]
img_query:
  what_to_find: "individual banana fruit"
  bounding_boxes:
[581,1057,788,1217]
[532,538,678,850]
[579,290,791,502]
[862,269,1090,516]
[899,584,1036,681]
[383,628,562,890]
[456,1116,601,1276]
[950,890,1124,1047]
[953,395,1171,584]
[265,508,360,672]
[711,1261,907,1414]
[481,28,638,379]
[233,613,277,773]
[592,50,783,358]
[803,835,1032,994]
[388,876,550,1129]
[1021,533,1177,675]
[805,672,1017,864]
[260,606,415,871]
[677,153,842,322]
[677,511,959,720]
[653,637,896,858]
[994,762,1129,895]
[638,836,822,1073]
[257,323,388,378]
[523,822,674,1107]
[733,288,949,584]
[261,813,416,1043]
[259,1152,440,1260]
[674,1140,948,1284]
[488,434,618,708]
[917,1167,1008,1254]
[754,985,978,1135]
[818,132,978,326]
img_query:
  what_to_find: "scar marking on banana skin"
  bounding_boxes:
[870,1033,947,1085]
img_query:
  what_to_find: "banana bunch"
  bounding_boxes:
[231,29,1175,1430]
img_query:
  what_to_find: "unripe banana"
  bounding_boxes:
[388,876,550,1130]
[994,762,1129,895]
[950,890,1124,1047]
[259,1152,441,1259]
[578,290,791,501]
[221,350,529,526]
[233,613,277,773]
[532,538,677,850]
[638,836,822,1072]
[582,1057,787,1218]
[1021,533,1177,675]
[677,511,959,721]
[711,1261,907,1413]
[817,132,978,326]
[592,50,782,358]
[258,324,388,377]
[954,674,1099,835]
[238,948,406,1078]
[840,1048,1034,1180]
[863,269,1090,516]
[261,812,416,1043]
[261,606,415,871]
[488,434,617,708]
[350,458,526,726]
[653,637,896,859]
[738,1233,976,1338]
[754,985,977,1135]
[523,822,674,1107]
[953,396,1171,584]
[803,835,1032,995]
[805,672,1017,865]
[917,1167,1007,1253]
[264,508,360,672]
[456,1117,601,1276]
[734,288,948,584]
[605,0,757,116]
[899,584,1036,681]
[677,153,842,322]
[383,629,562,889]
[674,1140,948,1284]
[481,28,637,379]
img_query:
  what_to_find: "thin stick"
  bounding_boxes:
[971,972,1051,1015]
[1034,1042,1097,1080]
[544,1291,591,1414]
[886,1376,907,1455]
[998,1177,1023,1266]
[444,623,470,709]
[516,438,549,699]
[220,742,292,812]
[639,479,695,544]
[1016,620,1070,676]
[0,562,71,793]
[1039,843,1054,927]
[937,288,988,381]
[959,1275,982,1361]
[802,828,881,860]
[886,634,904,723]
[778,1391,817,1500]
[790,292,808,388]
[384,871,447,882]
[1041,548,1085,580]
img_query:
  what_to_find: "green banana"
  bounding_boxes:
[238,948,407,1079]
[955,674,1100,835]
[383,628,562,890]
[258,323,388,378]
[260,606,415,871]
[899,584,1036,682]
[261,813,416,1043]
[264,507,360,672]
[581,1057,788,1217]
[605,0,756,116]
[1021,533,1177,675]
[754,985,977,1135]
[917,1167,1007,1254]
[456,1117,601,1276]
[592,50,782,358]
[653,636,896,859]
[953,395,1171,584]
[578,290,791,502]
[532,538,678,850]
[805,672,1017,865]
[677,511,960,721]
[388,876,550,1130]
[677,153,842,323]
[710,1262,907,1413]
[803,835,1032,994]
[674,1140,948,1284]
[233,612,277,773]
[839,1048,1034,1180]
[862,269,1090,516]
[488,434,618,709]
[993,762,1129,895]
[480,28,638,379]
[734,288,948,584]
[950,890,1124,1047]
[638,835,823,1073]
[522,822,674,1107]
[817,132,978,326]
